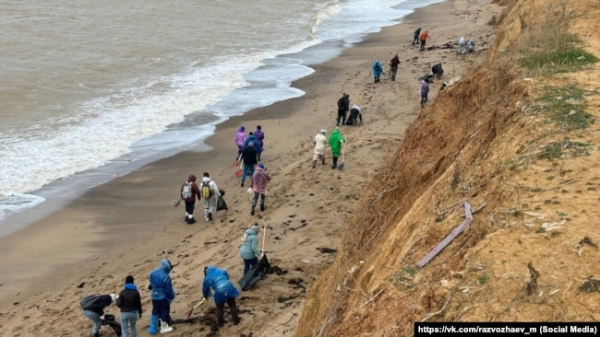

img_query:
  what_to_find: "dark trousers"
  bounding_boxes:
[243,257,258,275]
[185,201,195,215]
[332,156,339,168]
[336,110,347,126]
[252,192,265,211]
[151,299,172,324]
[420,39,426,51]
[216,297,239,325]
[420,94,428,107]
[413,35,419,45]
[257,152,261,161]
[390,67,397,81]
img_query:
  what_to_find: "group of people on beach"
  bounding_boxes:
[81,257,247,336]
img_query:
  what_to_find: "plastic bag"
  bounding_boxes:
[247,187,253,194]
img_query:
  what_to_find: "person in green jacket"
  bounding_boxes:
[328,127,345,169]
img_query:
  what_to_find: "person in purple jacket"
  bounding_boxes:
[235,126,246,160]
[254,125,265,161]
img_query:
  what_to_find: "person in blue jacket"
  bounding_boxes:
[372,60,383,83]
[239,223,263,274]
[202,265,241,327]
[148,259,175,334]
[243,132,263,155]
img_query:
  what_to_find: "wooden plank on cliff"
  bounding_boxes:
[416,202,472,269]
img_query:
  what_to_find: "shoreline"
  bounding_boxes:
[0,0,501,335]
[0,0,442,236]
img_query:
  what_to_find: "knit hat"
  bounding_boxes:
[248,142,254,147]
[203,172,209,177]
[258,163,265,169]
[320,129,326,134]
[110,294,117,303]
[125,275,134,284]
[251,223,260,233]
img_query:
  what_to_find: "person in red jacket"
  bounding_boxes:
[181,174,201,224]
[420,30,431,52]
[389,54,400,81]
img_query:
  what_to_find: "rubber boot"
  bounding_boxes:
[160,320,173,334]
[207,212,213,221]
[312,160,316,169]
[186,214,196,224]
[149,315,159,335]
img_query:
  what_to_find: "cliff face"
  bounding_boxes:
[296,0,600,336]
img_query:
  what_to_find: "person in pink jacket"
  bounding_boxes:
[250,163,271,216]
[235,126,246,160]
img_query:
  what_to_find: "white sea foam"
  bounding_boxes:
[0,0,442,224]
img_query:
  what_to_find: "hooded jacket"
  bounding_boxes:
[243,135,263,153]
[254,129,265,148]
[328,129,345,157]
[314,133,327,155]
[201,177,221,199]
[149,259,175,301]
[117,283,143,314]
[251,167,271,195]
[235,127,246,148]
[181,174,201,202]
[81,295,113,316]
[202,266,240,304]
[239,228,261,260]
[372,61,383,77]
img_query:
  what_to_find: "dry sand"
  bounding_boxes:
[0,0,501,336]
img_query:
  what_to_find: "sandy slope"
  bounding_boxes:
[0,1,501,336]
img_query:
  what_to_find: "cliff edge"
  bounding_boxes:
[296,0,600,335]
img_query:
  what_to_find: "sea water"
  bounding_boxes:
[0,0,442,226]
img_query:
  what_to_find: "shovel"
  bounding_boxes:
[172,198,182,207]
[337,140,346,171]
[235,161,243,178]
[185,298,207,319]
[232,153,242,167]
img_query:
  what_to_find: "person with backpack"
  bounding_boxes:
[81,293,117,337]
[240,142,257,187]
[201,172,221,221]
[412,28,421,45]
[420,30,431,52]
[116,275,143,337]
[235,126,246,160]
[243,132,263,155]
[254,125,265,161]
[239,223,263,275]
[312,128,327,169]
[336,93,350,126]
[202,265,241,327]
[345,104,363,126]
[148,259,175,334]
[389,54,400,81]
[250,163,271,215]
[328,127,345,169]
[372,61,383,83]
[180,174,201,224]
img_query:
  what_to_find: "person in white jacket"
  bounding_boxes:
[312,129,328,169]
[201,172,221,221]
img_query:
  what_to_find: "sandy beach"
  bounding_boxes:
[0,0,501,336]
